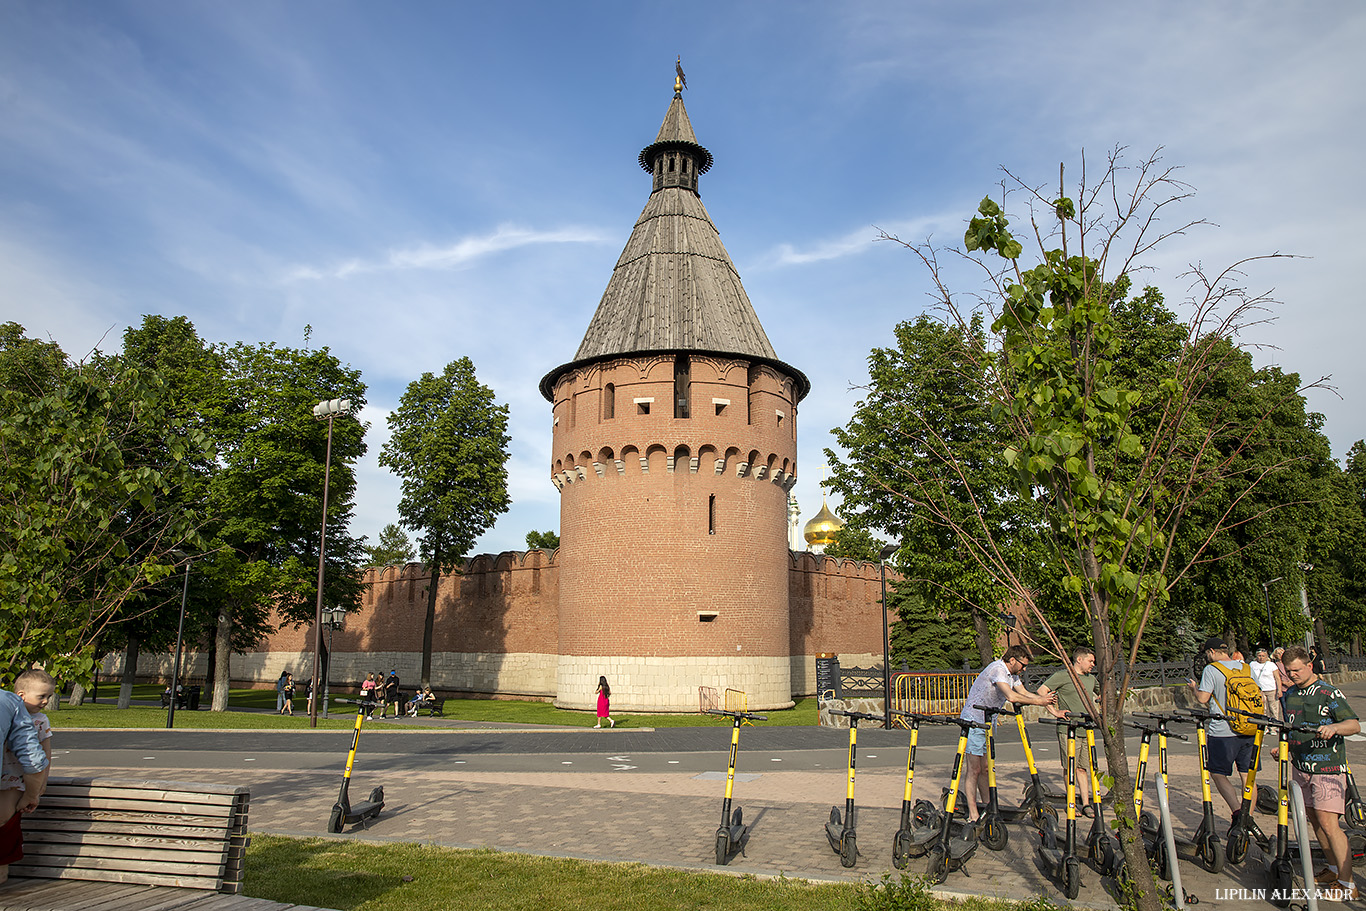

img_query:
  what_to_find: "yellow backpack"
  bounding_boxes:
[1211,662,1266,736]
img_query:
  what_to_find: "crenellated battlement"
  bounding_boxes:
[551,440,796,491]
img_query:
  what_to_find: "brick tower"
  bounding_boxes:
[540,74,809,712]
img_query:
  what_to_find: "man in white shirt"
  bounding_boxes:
[1249,648,1281,720]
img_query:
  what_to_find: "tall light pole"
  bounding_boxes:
[310,398,351,728]
[1262,576,1284,650]
[879,543,898,729]
[166,560,191,729]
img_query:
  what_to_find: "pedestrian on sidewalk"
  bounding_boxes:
[281,673,294,715]
[276,670,289,714]
[1251,648,1281,721]
[1038,646,1098,810]
[595,676,614,728]
[1188,637,1263,816]
[1282,644,1360,901]
[958,645,1056,830]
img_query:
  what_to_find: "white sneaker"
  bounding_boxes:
[594,723,601,728]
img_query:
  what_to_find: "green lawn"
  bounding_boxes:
[51,685,818,730]
[245,834,1058,911]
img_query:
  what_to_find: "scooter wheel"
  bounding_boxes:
[1346,798,1366,831]
[715,832,730,866]
[1101,839,1121,877]
[1204,833,1225,874]
[1034,803,1058,828]
[368,787,384,806]
[925,846,948,885]
[840,832,857,868]
[1257,784,1278,815]
[731,807,743,828]
[327,805,344,834]
[983,818,1008,851]
[892,832,911,870]
[829,806,841,826]
[1063,857,1081,900]
[1270,859,1294,908]
[1153,840,1170,881]
[1226,830,1248,865]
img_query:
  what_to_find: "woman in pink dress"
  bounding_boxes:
[594,676,613,728]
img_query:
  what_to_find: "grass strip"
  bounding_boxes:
[245,834,1060,911]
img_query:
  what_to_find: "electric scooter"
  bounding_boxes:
[924,716,990,885]
[1080,716,1122,877]
[1345,758,1365,831]
[824,708,882,868]
[1132,711,1207,880]
[1009,706,1064,825]
[707,708,767,865]
[1223,708,1272,864]
[889,709,954,868]
[972,703,1020,850]
[1158,708,1225,873]
[1034,714,1087,899]
[327,697,385,832]
[1120,715,1186,882]
[1225,706,1343,908]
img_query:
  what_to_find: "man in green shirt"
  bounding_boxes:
[1282,644,1360,901]
[1038,646,1098,809]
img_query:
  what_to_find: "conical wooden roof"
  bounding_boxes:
[540,89,808,401]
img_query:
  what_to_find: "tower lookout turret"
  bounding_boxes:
[540,76,808,712]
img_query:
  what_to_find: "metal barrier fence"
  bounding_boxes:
[724,688,748,714]
[892,671,977,718]
[698,686,719,714]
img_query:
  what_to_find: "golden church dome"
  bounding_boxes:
[803,500,845,547]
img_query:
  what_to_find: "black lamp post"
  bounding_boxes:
[320,606,346,719]
[310,398,351,729]
[1262,576,1283,650]
[165,560,191,729]
[879,543,898,729]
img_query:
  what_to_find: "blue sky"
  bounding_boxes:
[4,2,1364,556]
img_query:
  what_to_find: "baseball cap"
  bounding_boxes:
[1199,637,1228,653]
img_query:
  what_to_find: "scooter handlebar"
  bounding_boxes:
[829,708,884,723]
[705,709,768,722]
[889,709,958,725]
[973,702,1019,718]
[1036,714,1097,729]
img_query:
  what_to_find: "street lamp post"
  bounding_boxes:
[310,398,351,729]
[879,543,898,729]
[320,607,346,719]
[1262,576,1284,651]
[166,560,191,729]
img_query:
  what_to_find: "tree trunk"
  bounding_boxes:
[421,551,441,688]
[117,637,140,709]
[973,610,994,666]
[66,683,85,708]
[206,630,217,693]
[211,606,232,711]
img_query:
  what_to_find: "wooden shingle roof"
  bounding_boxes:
[541,91,808,401]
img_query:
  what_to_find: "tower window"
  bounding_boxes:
[603,383,615,420]
[708,494,716,535]
[674,354,690,418]
[634,397,653,415]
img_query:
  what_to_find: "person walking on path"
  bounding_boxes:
[594,676,614,728]
[1250,648,1282,721]
[1038,646,1098,810]
[1187,637,1262,815]
[385,671,401,718]
[281,672,294,716]
[360,673,377,717]
[1281,644,1360,901]
[276,670,290,714]
[958,645,1056,829]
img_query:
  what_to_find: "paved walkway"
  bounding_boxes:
[54,678,1366,910]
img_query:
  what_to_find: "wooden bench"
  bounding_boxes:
[10,776,250,893]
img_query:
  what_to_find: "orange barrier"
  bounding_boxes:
[724,688,748,716]
[893,671,977,719]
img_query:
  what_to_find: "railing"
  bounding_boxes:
[724,688,748,715]
[698,686,719,714]
[837,658,1194,718]
[1341,656,1366,672]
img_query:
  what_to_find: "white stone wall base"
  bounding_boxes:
[556,654,794,712]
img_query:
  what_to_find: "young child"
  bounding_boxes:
[1,668,56,884]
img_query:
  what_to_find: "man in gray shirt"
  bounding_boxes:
[1186,637,1256,813]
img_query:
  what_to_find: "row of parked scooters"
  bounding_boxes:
[708,704,1364,907]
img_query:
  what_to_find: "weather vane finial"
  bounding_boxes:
[675,56,687,95]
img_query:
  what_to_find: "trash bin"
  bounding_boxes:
[188,685,202,711]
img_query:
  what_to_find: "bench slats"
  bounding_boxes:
[17,776,250,893]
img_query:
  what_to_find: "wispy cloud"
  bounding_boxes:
[283,225,610,282]
[753,213,961,269]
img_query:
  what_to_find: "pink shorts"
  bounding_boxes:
[1292,766,1346,815]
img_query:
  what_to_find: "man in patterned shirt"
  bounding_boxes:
[1282,644,1360,901]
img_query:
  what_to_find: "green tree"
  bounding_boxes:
[1308,442,1366,654]
[875,151,1328,907]
[380,358,512,686]
[0,325,209,684]
[826,313,1044,666]
[201,339,368,711]
[367,523,417,565]
[821,526,882,562]
[524,530,560,551]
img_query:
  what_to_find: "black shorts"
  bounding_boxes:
[1206,735,1256,776]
